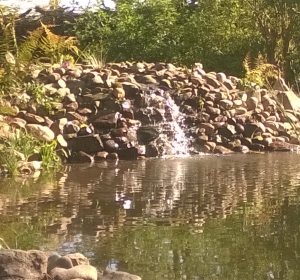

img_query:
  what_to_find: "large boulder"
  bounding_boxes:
[0,249,47,280]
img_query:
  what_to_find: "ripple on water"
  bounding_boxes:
[1,153,300,278]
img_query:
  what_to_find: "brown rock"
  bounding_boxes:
[199,123,215,135]
[50,265,97,280]
[0,249,47,280]
[246,97,258,110]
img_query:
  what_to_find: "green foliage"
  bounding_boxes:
[39,140,61,170]
[0,149,18,175]
[0,130,38,159]
[19,21,79,65]
[0,104,17,116]
[79,50,106,70]
[239,53,278,90]
[25,81,62,114]
[0,130,61,174]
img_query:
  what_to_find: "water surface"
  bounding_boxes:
[1,153,300,279]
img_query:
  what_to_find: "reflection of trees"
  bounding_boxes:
[1,154,300,277]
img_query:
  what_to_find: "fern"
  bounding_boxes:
[242,52,278,88]
[39,21,79,64]
[18,27,44,63]
[0,7,18,62]
[17,21,79,65]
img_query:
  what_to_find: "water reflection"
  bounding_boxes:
[1,153,300,279]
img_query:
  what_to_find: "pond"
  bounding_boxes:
[1,153,300,279]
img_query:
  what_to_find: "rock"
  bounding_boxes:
[0,249,47,280]
[145,144,159,157]
[199,123,215,135]
[26,124,55,142]
[71,151,94,163]
[50,265,97,280]
[18,161,42,173]
[214,145,234,154]
[68,135,104,153]
[95,151,109,161]
[216,72,227,83]
[64,121,80,134]
[90,112,121,129]
[137,127,160,144]
[100,270,141,280]
[243,123,260,138]
[219,99,233,110]
[104,139,119,152]
[246,96,259,110]
[117,147,138,160]
[10,117,27,129]
[269,141,300,152]
[218,124,236,139]
[64,101,79,112]
[139,75,158,84]
[205,74,221,88]
[20,112,45,125]
[233,145,250,153]
[56,134,68,148]
[66,112,87,124]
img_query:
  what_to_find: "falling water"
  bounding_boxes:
[138,88,190,156]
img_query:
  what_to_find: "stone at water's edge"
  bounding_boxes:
[0,249,144,280]
[50,265,98,280]
[0,249,47,280]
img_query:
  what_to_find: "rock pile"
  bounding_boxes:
[2,61,300,163]
[0,249,141,280]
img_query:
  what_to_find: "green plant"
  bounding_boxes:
[25,81,62,114]
[38,21,79,64]
[39,140,61,170]
[0,149,18,175]
[239,53,278,91]
[0,130,38,160]
[79,49,106,70]
[0,104,17,116]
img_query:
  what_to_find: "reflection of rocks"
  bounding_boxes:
[100,269,141,280]
[2,154,300,275]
